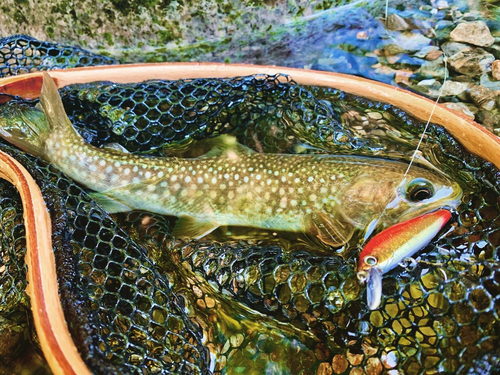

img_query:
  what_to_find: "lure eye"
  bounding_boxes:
[364,255,378,266]
[407,178,434,202]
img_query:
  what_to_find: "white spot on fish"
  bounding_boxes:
[308,177,314,182]
[157,171,164,178]
[147,185,156,192]
[99,160,106,167]
[279,197,287,208]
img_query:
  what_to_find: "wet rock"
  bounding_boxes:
[491,60,500,81]
[385,14,410,31]
[392,31,432,53]
[441,81,470,96]
[395,69,414,85]
[480,73,500,91]
[475,110,500,133]
[449,21,495,47]
[414,46,442,60]
[418,55,448,79]
[356,31,369,40]
[380,44,405,56]
[442,42,495,76]
[414,78,443,98]
[469,85,496,110]
[434,0,449,9]
[426,49,443,61]
[443,102,477,120]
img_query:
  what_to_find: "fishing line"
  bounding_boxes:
[360,3,449,247]
[403,55,449,178]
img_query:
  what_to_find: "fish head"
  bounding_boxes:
[340,162,461,231]
[382,167,462,226]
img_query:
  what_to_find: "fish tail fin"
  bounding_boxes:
[0,72,79,159]
[0,99,48,159]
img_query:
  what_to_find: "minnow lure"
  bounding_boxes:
[0,73,462,247]
[357,209,452,310]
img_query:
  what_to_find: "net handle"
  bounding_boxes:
[0,150,91,375]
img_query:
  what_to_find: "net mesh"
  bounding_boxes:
[0,35,499,374]
[0,35,117,78]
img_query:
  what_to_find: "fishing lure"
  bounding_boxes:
[357,209,452,310]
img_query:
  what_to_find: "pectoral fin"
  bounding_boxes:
[308,210,355,247]
[89,192,133,213]
[172,215,219,239]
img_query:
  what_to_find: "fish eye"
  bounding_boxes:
[407,178,434,202]
[364,255,378,266]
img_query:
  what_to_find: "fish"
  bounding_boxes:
[0,73,463,246]
[357,209,453,310]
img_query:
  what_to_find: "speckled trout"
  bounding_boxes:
[0,73,463,246]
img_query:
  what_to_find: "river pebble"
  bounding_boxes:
[442,42,495,76]
[449,21,495,47]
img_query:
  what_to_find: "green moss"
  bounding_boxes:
[110,0,159,15]
[46,25,55,39]
[103,32,114,46]
[158,29,173,44]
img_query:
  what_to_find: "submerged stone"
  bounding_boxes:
[442,42,495,76]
